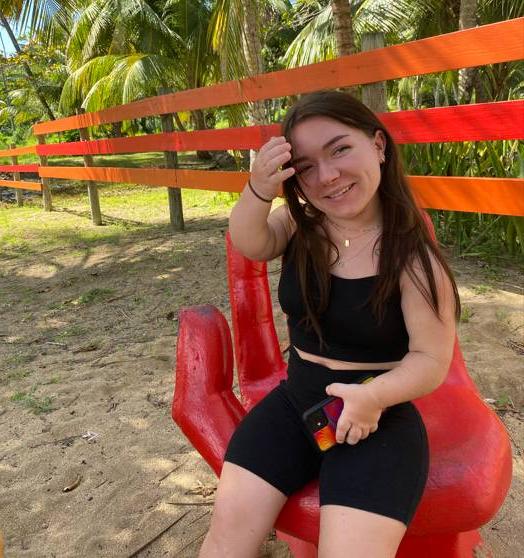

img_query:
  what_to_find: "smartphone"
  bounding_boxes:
[302,376,375,451]
[302,396,344,452]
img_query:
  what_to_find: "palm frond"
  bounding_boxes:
[281,4,334,67]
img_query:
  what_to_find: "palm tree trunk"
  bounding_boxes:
[0,14,56,120]
[458,0,477,103]
[242,0,266,127]
[242,0,267,167]
[331,0,358,97]
[331,0,355,56]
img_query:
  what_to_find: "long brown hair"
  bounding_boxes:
[281,91,460,344]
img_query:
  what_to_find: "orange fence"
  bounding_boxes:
[0,17,523,219]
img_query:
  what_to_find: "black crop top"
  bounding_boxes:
[278,240,409,363]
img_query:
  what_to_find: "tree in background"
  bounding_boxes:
[0,42,68,142]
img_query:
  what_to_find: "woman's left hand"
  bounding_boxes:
[325,383,384,445]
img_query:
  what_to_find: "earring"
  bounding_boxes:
[379,154,386,164]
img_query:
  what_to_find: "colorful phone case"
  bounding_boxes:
[302,396,344,452]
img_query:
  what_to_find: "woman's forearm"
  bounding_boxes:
[229,136,295,260]
[364,350,452,409]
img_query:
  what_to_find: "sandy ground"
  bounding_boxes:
[0,215,522,557]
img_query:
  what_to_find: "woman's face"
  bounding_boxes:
[289,116,386,223]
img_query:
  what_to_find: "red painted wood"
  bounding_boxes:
[35,125,282,156]
[379,100,524,143]
[172,224,512,556]
[34,101,524,158]
[0,164,39,173]
[33,19,524,135]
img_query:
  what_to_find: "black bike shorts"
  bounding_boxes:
[224,347,429,526]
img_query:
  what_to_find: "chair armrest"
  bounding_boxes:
[411,385,512,534]
[226,233,287,408]
[172,304,246,476]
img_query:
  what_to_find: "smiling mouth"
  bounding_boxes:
[325,183,355,199]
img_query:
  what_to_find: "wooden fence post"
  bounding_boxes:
[36,135,52,211]
[159,89,184,231]
[77,109,102,225]
[361,33,387,113]
[10,144,23,207]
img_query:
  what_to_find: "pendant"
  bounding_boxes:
[344,239,350,248]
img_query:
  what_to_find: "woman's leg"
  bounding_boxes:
[318,505,406,558]
[200,385,321,557]
[199,462,287,558]
[317,402,428,557]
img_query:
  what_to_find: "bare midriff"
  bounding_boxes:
[294,346,401,371]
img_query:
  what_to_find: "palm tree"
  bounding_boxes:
[59,0,219,140]
[331,0,355,55]
[0,0,78,120]
[209,0,291,165]
[282,0,523,106]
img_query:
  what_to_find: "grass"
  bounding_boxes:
[471,284,493,295]
[54,325,87,340]
[10,386,54,414]
[76,288,115,304]
[460,305,474,323]
[0,182,237,259]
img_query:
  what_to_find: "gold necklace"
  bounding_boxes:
[332,232,381,268]
[325,217,381,248]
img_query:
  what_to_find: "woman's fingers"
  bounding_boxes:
[345,425,363,445]
[249,137,294,197]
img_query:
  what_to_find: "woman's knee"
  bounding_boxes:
[204,462,287,551]
[318,505,406,558]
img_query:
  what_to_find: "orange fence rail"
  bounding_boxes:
[0,146,37,157]
[32,18,524,135]
[0,179,41,191]
[0,18,523,218]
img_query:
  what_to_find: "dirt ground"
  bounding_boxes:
[0,215,522,557]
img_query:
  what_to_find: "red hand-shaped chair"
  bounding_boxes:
[172,224,511,557]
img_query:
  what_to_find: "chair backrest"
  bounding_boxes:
[226,213,478,409]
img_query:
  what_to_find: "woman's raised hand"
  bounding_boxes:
[249,136,295,200]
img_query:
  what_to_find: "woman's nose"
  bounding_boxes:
[317,161,339,186]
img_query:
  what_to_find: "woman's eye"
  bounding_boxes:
[333,145,350,155]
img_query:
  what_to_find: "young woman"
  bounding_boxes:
[199,91,460,558]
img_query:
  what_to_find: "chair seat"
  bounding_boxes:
[274,384,512,543]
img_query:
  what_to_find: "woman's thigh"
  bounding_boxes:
[319,401,429,527]
[224,383,322,497]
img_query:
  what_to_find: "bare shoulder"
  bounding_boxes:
[399,248,456,320]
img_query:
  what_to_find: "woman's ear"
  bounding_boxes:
[374,130,386,160]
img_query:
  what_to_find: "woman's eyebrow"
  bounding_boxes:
[291,134,350,165]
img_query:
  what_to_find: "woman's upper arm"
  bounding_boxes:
[400,254,457,372]
[259,204,296,261]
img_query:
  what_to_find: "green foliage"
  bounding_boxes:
[10,385,54,414]
[401,140,524,259]
[0,41,68,141]
[460,305,474,323]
